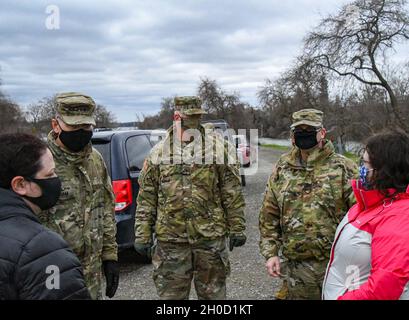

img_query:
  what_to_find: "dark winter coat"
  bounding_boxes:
[0,188,91,300]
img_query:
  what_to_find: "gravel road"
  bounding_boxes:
[112,147,285,300]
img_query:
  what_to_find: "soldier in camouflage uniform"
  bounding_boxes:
[259,109,358,300]
[134,96,246,300]
[40,92,119,300]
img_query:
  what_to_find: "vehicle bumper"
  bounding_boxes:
[115,213,135,251]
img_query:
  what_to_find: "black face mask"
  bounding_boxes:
[58,126,93,152]
[294,130,319,150]
[24,177,62,211]
[181,117,201,130]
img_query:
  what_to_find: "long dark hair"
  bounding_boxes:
[365,130,409,195]
[0,133,48,188]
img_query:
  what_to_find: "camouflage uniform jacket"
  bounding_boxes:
[40,132,118,299]
[259,140,357,262]
[134,125,246,244]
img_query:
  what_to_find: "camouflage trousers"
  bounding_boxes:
[77,252,103,300]
[276,258,328,300]
[83,263,103,300]
[152,238,230,300]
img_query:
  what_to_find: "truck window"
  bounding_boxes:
[126,135,152,172]
[92,141,111,176]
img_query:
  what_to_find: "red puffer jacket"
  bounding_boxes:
[323,180,409,300]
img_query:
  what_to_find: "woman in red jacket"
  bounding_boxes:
[323,130,409,300]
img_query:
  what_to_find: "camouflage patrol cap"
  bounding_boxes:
[290,108,324,129]
[174,96,207,116]
[55,92,96,126]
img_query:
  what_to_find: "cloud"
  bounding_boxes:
[2,0,406,122]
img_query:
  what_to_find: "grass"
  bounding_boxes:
[261,144,360,162]
[343,151,360,164]
[261,144,360,164]
[261,144,291,151]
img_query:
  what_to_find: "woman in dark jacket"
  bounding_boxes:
[0,133,90,300]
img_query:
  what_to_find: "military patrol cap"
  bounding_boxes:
[174,96,207,116]
[290,108,324,129]
[56,92,96,126]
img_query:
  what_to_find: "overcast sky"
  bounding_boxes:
[0,0,406,122]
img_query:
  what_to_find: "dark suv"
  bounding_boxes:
[91,130,154,251]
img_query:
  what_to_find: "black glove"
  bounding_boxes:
[103,260,119,298]
[229,234,247,251]
[134,242,152,259]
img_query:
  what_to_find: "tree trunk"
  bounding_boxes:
[384,82,407,131]
[369,51,407,131]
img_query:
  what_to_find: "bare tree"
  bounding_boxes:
[198,78,232,118]
[0,95,25,134]
[304,0,409,130]
[25,96,57,136]
[257,60,332,138]
[26,103,45,135]
[258,59,330,109]
[138,97,174,129]
[197,78,257,132]
[0,74,26,133]
[95,104,117,128]
[389,62,409,99]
